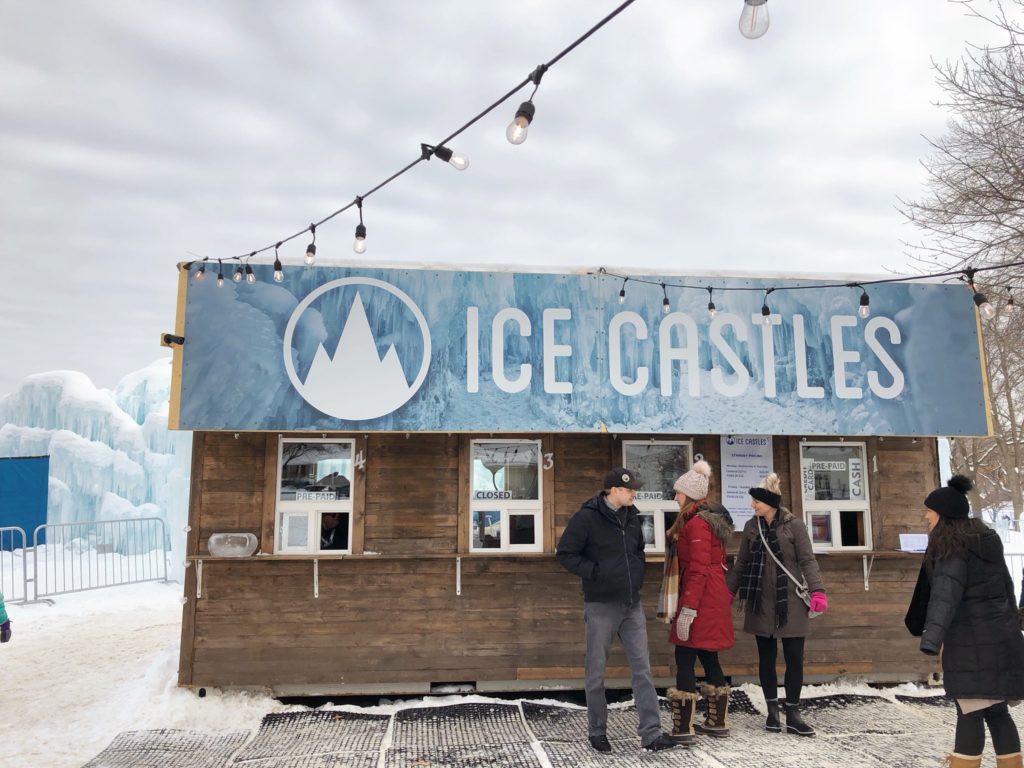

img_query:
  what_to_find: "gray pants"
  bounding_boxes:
[583,600,662,744]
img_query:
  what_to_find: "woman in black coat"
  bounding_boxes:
[908,475,1024,768]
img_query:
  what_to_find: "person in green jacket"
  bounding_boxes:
[0,590,11,642]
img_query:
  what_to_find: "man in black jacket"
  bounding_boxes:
[556,467,676,753]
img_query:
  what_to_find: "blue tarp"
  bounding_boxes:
[0,455,48,548]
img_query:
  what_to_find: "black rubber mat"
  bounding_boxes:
[81,729,249,768]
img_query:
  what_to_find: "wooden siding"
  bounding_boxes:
[179,431,939,692]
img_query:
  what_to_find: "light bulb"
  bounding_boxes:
[662,296,671,314]
[273,258,284,283]
[761,304,772,325]
[353,223,367,254]
[233,266,243,283]
[448,152,469,171]
[619,288,626,304]
[217,272,224,287]
[305,243,316,266]
[195,264,206,280]
[245,264,256,284]
[858,293,870,319]
[1008,296,1016,312]
[739,0,769,39]
[506,101,535,146]
[708,302,716,317]
[974,290,995,318]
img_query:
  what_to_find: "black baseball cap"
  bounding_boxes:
[603,467,644,490]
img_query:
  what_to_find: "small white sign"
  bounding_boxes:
[720,435,773,531]
[899,533,929,553]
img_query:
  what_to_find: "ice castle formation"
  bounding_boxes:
[0,358,191,581]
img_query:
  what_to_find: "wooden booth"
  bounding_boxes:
[168,263,990,695]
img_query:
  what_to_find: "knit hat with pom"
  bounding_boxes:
[749,472,783,509]
[674,460,712,501]
[924,475,973,519]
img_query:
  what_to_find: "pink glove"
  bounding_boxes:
[809,592,827,614]
[675,608,697,641]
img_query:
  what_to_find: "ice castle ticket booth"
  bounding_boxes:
[167,263,990,695]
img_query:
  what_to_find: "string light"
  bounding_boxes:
[194,263,206,281]
[273,243,284,283]
[245,261,256,284]
[739,0,770,39]
[421,143,469,171]
[593,261,1024,329]
[233,264,243,283]
[183,1,644,274]
[858,287,870,319]
[216,260,224,288]
[353,197,367,254]
[305,224,316,266]
[661,283,670,314]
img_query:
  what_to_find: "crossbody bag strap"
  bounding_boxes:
[757,518,809,594]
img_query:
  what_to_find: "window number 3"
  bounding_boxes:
[543,452,554,470]
[354,450,366,472]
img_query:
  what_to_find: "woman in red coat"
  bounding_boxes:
[666,460,735,745]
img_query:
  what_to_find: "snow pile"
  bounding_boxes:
[0,358,191,581]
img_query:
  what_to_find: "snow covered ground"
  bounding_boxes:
[0,578,978,768]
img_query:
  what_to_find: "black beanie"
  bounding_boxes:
[924,475,973,519]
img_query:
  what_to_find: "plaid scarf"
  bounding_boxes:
[657,541,679,624]
[737,516,789,629]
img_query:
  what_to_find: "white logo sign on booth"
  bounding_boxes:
[282,277,432,420]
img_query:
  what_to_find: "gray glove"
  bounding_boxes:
[675,607,697,641]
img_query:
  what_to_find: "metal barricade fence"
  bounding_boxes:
[0,527,29,604]
[31,517,169,601]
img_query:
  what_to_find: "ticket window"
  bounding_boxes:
[800,442,872,551]
[622,441,693,554]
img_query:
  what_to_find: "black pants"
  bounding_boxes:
[954,701,1020,756]
[675,645,726,692]
[755,635,805,703]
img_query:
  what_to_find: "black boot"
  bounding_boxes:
[764,699,782,733]
[784,702,815,737]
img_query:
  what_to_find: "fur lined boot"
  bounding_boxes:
[694,683,730,737]
[784,702,815,737]
[666,687,697,746]
[944,754,982,768]
[764,698,782,733]
[995,754,1023,768]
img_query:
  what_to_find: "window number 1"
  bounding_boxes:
[543,452,554,470]
[354,450,366,472]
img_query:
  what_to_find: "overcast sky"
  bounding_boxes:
[0,1,1004,397]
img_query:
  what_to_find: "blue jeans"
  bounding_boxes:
[583,600,662,744]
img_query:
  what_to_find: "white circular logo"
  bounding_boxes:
[622,473,630,483]
[282,277,431,420]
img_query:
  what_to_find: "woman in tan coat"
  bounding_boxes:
[726,473,826,737]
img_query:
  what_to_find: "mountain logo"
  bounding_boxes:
[282,277,431,420]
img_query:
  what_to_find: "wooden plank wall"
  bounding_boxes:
[179,431,938,691]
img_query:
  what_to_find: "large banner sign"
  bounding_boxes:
[170,265,989,435]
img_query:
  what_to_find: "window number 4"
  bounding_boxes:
[354,450,366,472]
[543,452,554,470]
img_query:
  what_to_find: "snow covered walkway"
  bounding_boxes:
[76,692,992,768]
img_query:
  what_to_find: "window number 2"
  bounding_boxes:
[354,450,366,472]
[543,452,554,470]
